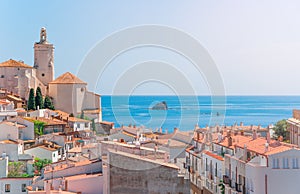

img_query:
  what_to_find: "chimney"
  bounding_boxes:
[165,128,168,134]
[240,130,244,136]
[250,125,253,130]
[258,125,261,130]
[233,130,238,136]
[227,130,231,138]
[209,133,212,142]
[159,128,162,133]
[196,132,200,141]
[217,133,222,143]
[45,180,51,194]
[243,144,247,161]
[240,122,243,126]
[174,127,179,134]
[266,131,271,144]
[216,125,220,132]
[252,130,257,140]
[228,136,233,147]
[264,143,269,153]
[164,152,170,163]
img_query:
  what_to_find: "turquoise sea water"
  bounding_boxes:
[101,96,300,131]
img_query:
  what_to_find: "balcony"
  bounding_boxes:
[223,175,231,185]
[235,182,242,192]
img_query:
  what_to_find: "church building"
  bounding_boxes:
[0,28,102,122]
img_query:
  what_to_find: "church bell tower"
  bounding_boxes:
[34,27,54,86]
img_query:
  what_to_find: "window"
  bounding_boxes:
[282,158,289,169]
[21,184,26,192]
[1,75,4,78]
[215,162,218,177]
[292,158,299,169]
[77,123,80,128]
[5,184,10,192]
[272,158,280,169]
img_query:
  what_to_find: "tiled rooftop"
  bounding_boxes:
[24,117,66,125]
[49,72,86,84]
[0,59,32,68]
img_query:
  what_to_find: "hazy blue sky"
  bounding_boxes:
[1,0,300,95]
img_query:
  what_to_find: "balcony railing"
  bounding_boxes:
[223,175,230,184]
[235,182,242,192]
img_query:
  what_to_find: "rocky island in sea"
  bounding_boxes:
[151,101,168,110]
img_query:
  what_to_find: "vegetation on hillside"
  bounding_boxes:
[33,157,52,175]
[27,88,36,110]
[35,87,44,109]
[273,119,288,141]
[34,120,46,136]
[8,161,32,178]
[44,96,55,110]
[27,88,55,110]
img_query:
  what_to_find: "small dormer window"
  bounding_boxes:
[42,73,45,77]
[1,75,4,78]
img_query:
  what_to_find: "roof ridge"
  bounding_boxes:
[0,59,33,68]
[49,72,86,84]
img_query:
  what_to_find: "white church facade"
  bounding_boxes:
[0,28,102,122]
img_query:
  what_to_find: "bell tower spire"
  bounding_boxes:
[34,27,54,86]
[39,27,47,43]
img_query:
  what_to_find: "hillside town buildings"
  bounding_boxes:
[0,28,102,121]
[0,28,300,194]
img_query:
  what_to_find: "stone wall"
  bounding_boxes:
[108,151,189,194]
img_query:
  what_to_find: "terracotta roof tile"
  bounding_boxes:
[2,121,26,128]
[0,59,32,68]
[49,72,86,84]
[24,117,66,125]
[203,150,224,161]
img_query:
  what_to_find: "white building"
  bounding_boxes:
[0,140,23,162]
[66,117,91,131]
[223,135,300,194]
[0,99,17,121]
[0,120,34,141]
[0,177,32,194]
[48,72,101,121]
[24,144,61,163]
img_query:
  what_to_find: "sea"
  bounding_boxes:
[101,96,300,132]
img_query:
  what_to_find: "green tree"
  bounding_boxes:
[273,119,287,140]
[8,161,25,177]
[35,86,44,109]
[218,180,225,194]
[27,88,36,110]
[44,96,55,110]
[80,110,84,119]
[34,120,45,137]
[33,158,52,175]
[92,119,96,132]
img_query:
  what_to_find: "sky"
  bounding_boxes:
[1,0,300,95]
